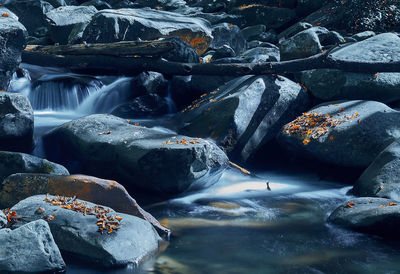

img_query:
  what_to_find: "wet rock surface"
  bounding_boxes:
[12,195,162,267]
[43,114,229,195]
[0,219,66,273]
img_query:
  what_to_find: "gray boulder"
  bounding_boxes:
[0,15,27,90]
[278,21,313,40]
[210,23,247,55]
[353,140,400,200]
[45,5,98,44]
[12,195,161,267]
[278,100,400,168]
[279,26,344,61]
[43,114,228,194]
[178,75,309,162]
[0,219,66,273]
[0,151,69,184]
[328,197,400,238]
[0,93,34,152]
[240,24,266,41]
[81,0,112,10]
[301,33,400,103]
[82,8,213,55]
[132,0,187,11]
[5,0,54,35]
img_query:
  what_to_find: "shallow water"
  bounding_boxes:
[9,68,400,274]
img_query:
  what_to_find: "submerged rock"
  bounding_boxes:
[278,100,400,168]
[0,173,169,237]
[0,151,69,184]
[82,8,213,54]
[43,114,228,195]
[12,195,161,267]
[301,33,400,103]
[0,15,27,90]
[0,93,34,152]
[178,75,309,162]
[353,140,400,201]
[0,219,66,273]
[328,197,400,238]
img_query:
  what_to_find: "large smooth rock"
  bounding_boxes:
[43,114,228,194]
[45,5,98,44]
[0,219,66,273]
[5,0,54,35]
[0,93,34,152]
[178,75,309,162]
[0,173,169,237]
[301,33,400,103]
[328,197,400,238]
[82,8,213,54]
[0,151,69,183]
[353,140,400,201]
[0,16,27,90]
[278,100,400,168]
[12,195,161,267]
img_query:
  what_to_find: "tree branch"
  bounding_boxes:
[22,42,400,76]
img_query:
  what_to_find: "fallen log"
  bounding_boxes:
[22,42,400,76]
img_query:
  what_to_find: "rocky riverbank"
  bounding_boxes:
[1,0,400,272]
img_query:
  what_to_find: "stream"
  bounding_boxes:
[9,65,400,274]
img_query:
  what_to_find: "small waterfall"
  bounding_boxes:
[29,74,103,111]
[77,77,134,114]
[165,83,177,114]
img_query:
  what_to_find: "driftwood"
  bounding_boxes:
[22,42,400,76]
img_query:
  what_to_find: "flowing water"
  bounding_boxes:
[9,66,400,274]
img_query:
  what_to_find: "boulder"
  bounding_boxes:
[5,0,54,35]
[210,23,247,55]
[0,173,169,237]
[178,75,309,162]
[301,33,400,103]
[328,197,400,238]
[0,151,69,183]
[43,114,229,194]
[0,219,66,273]
[353,140,400,201]
[12,195,161,267]
[305,0,400,34]
[0,93,34,152]
[279,26,343,61]
[278,100,400,168]
[82,8,213,55]
[0,15,27,90]
[45,5,98,44]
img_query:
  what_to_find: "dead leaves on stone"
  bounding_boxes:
[44,195,123,235]
[284,110,360,145]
